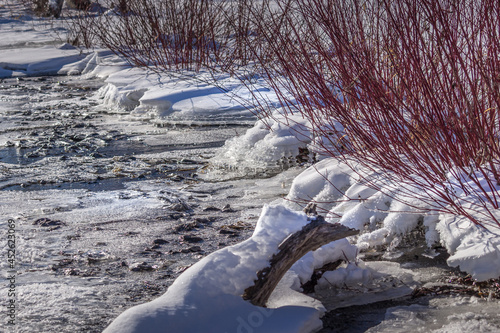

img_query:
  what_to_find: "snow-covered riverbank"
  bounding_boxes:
[2,3,500,333]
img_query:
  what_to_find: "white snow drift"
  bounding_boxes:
[103,204,358,333]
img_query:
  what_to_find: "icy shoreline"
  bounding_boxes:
[2,4,500,332]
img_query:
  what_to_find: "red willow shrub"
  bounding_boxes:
[73,0,500,228]
[74,0,271,73]
[244,0,500,228]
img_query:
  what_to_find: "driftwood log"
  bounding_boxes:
[242,205,359,307]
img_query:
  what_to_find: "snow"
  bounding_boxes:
[0,4,126,78]
[213,108,500,281]
[0,12,113,78]
[290,239,358,286]
[103,204,327,333]
[280,155,500,280]
[439,215,500,281]
[95,68,286,122]
[0,44,86,76]
[206,111,313,179]
[3,3,500,333]
[318,262,372,288]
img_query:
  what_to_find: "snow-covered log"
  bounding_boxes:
[103,204,358,333]
[243,207,359,307]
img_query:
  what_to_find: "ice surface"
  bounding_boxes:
[314,261,420,311]
[368,296,500,332]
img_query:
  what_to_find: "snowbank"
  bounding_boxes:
[95,68,283,120]
[0,43,128,78]
[438,214,500,281]
[0,37,126,79]
[104,204,359,333]
[0,44,88,77]
[0,5,127,79]
[208,116,500,281]
[285,158,500,280]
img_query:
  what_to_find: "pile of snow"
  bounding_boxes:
[0,43,84,77]
[207,111,313,176]
[104,204,359,333]
[204,106,350,181]
[95,68,283,120]
[437,214,500,281]
[284,157,500,281]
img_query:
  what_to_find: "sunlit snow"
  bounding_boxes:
[2,2,500,333]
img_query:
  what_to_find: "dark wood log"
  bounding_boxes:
[242,213,359,307]
[301,259,344,294]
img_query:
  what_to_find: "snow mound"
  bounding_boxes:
[104,204,359,333]
[208,111,313,174]
[95,69,280,119]
[285,158,500,280]
[205,107,348,181]
[438,214,500,281]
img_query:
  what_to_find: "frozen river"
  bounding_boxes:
[0,74,302,332]
[1,8,500,328]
